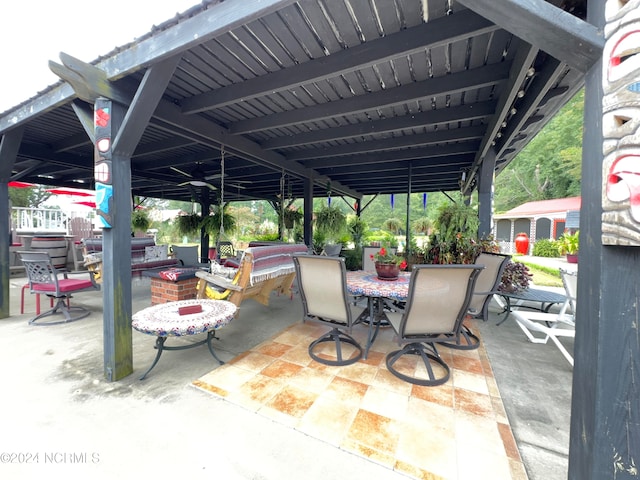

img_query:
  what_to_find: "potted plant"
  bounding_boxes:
[131,208,151,235]
[348,216,368,247]
[558,230,579,263]
[498,261,533,293]
[382,217,403,234]
[176,212,203,237]
[315,205,347,253]
[283,206,303,229]
[412,217,432,235]
[370,245,408,280]
[201,204,237,238]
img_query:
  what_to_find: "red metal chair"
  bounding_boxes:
[18,251,100,325]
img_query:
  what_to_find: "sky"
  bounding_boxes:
[0,0,198,112]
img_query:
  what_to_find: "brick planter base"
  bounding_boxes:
[150,276,199,305]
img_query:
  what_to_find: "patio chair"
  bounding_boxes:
[442,252,511,350]
[292,254,366,366]
[19,251,100,325]
[170,245,209,269]
[385,264,483,386]
[68,217,96,271]
[511,268,577,366]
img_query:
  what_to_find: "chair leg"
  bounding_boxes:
[439,324,480,350]
[308,327,363,366]
[22,285,45,315]
[386,342,450,386]
[21,284,27,314]
[28,295,91,326]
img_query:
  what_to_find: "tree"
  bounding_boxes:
[9,185,51,208]
[494,89,584,212]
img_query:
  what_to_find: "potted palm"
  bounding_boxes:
[558,231,579,263]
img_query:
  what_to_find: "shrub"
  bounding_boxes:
[341,247,362,271]
[532,238,560,257]
[498,261,533,293]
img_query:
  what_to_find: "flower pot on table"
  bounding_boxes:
[375,262,400,280]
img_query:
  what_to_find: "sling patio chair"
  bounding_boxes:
[292,254,366,366]
[385,264,483,386]
[19,250,100,325]
[442,252,512,350]
[511,268,577,366]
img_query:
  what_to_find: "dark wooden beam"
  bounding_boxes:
[132,137,198,157]
[229,62,512,134]
[301,142,481,168]
[113,56,181,157]
[261,101,496,150]
[286,126,486,161]
[457,0,603,73]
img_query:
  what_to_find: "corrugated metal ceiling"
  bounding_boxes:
[2,0,593,205]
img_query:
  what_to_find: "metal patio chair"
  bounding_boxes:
[19,251,100,325]
[293,254,366,366]
[385,264,483,386]
[441,252,512,350]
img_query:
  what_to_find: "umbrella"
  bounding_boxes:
[45,188,94,197]
[8,181,35,188]
[72,201,97,208]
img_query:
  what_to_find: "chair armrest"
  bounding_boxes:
[64,269,101,289]
[195,271,242,292]
[474,289,501,296]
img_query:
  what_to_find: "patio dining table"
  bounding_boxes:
[346,270,410,358]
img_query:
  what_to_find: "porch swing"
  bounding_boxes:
[200,145,240,301]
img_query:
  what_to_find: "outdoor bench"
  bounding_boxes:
[195,243,309,316]
[82,237,179,281]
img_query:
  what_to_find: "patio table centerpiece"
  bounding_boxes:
[371,246,407,281]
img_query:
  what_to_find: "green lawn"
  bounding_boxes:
[519,260,563,287]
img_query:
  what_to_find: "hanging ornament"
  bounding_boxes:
[423,193,428,210]
[353,201,359,211]
[390,194,395,210]
[326,181,332,206]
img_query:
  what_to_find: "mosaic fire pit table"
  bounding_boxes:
[132,299,237,380]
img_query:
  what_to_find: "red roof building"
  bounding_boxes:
[493,197,581,254]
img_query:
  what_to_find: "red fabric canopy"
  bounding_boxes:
[8,181,35,188]
[72,201,97,208]
[45,188,94,197]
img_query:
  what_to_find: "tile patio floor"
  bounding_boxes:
[193,320,528,480]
